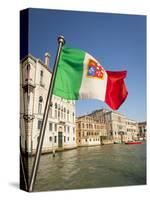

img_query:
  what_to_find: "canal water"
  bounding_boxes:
[29,143,146,191]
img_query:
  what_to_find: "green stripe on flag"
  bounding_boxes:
[53,47,85,99]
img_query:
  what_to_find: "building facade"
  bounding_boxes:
[89,109,138,142]
[20,53,77,155]
[76,115,106,146]
[126,118,138,141]
[138,121,147,139]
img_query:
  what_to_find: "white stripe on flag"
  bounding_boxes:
[79,53,108,101]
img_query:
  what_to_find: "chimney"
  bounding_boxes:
[45,52,50,67]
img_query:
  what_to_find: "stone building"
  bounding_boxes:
[20,53,77,155]
[89,109,138,142]
[76,115,106,146]
[126,118,138,141]
[138,121,147,139]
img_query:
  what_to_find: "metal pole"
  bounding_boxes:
[20,144,28,190]
[29,36,65,192]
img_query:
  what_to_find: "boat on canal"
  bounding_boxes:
[114,141,122,144]
[125,141,143,145]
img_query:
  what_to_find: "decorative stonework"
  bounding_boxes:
[20,53,76,154]
[23,114,35,121]
[22,83,36,93]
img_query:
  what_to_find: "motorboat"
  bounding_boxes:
[125,141,143,145]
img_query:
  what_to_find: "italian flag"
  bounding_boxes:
[53,47,128,110]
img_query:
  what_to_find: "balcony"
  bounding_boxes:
[58,120,66,125]
[22,80,35,92]
[23,114,35,121]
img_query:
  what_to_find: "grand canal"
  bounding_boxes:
[29,143,146,191]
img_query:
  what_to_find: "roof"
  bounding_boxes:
[20,53,52,74]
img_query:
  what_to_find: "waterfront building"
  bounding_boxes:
[20,53,77,155]
[126,118,138,141]
[76,115,106,146]
[89,109,138,142]
[138,121,147,139]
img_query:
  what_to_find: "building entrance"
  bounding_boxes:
[58,132,63,148]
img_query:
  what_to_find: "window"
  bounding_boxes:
[37,120,42,130]
[49,122,52,131]
[25,63,31,81]
[55,103,57,109]
[64,108,66,119]
[27,94,30,105]
[55,110,57,118]
[55,103,57,118]
[67,110,69,121]
[40,70,44,86]
[55,124,57,132]
[67,126,70,133]
[64,125,66,132]
[78,123,81,128]
[58,110,60,120]
[49,107,52,117]
[54,136,57,143]
[49,136,52,142]
[73,127,75,134]
[68,137,69,141]
[72,112,75,123]
[61,107,63,119]
[73,137,75,141]
[64,136,66,143]
[38,96,43,114]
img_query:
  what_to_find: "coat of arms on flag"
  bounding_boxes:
[87,59,105,80]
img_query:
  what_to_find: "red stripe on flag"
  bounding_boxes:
[105,71,128,110]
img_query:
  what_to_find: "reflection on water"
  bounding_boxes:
[29,143,146,191]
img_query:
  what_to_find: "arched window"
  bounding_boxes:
[40,70,44,86]
[72,112,75,123]
[38,96,43,114]
[64,108,66,119]
[58,109,60,119]
[55,103,57,118]
[67,110,69,121]
[27,94,30,105]
[61,106,63,119]
[49,103,52,117]
[78,123,81,129]
[25,63,31,81]
[58,104,60,119]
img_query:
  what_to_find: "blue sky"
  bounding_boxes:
[26,8,146,122]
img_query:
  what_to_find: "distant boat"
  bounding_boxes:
[114,141,122,144]
[125,141,143,145]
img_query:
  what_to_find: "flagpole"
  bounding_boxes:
[29,35,65,192]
